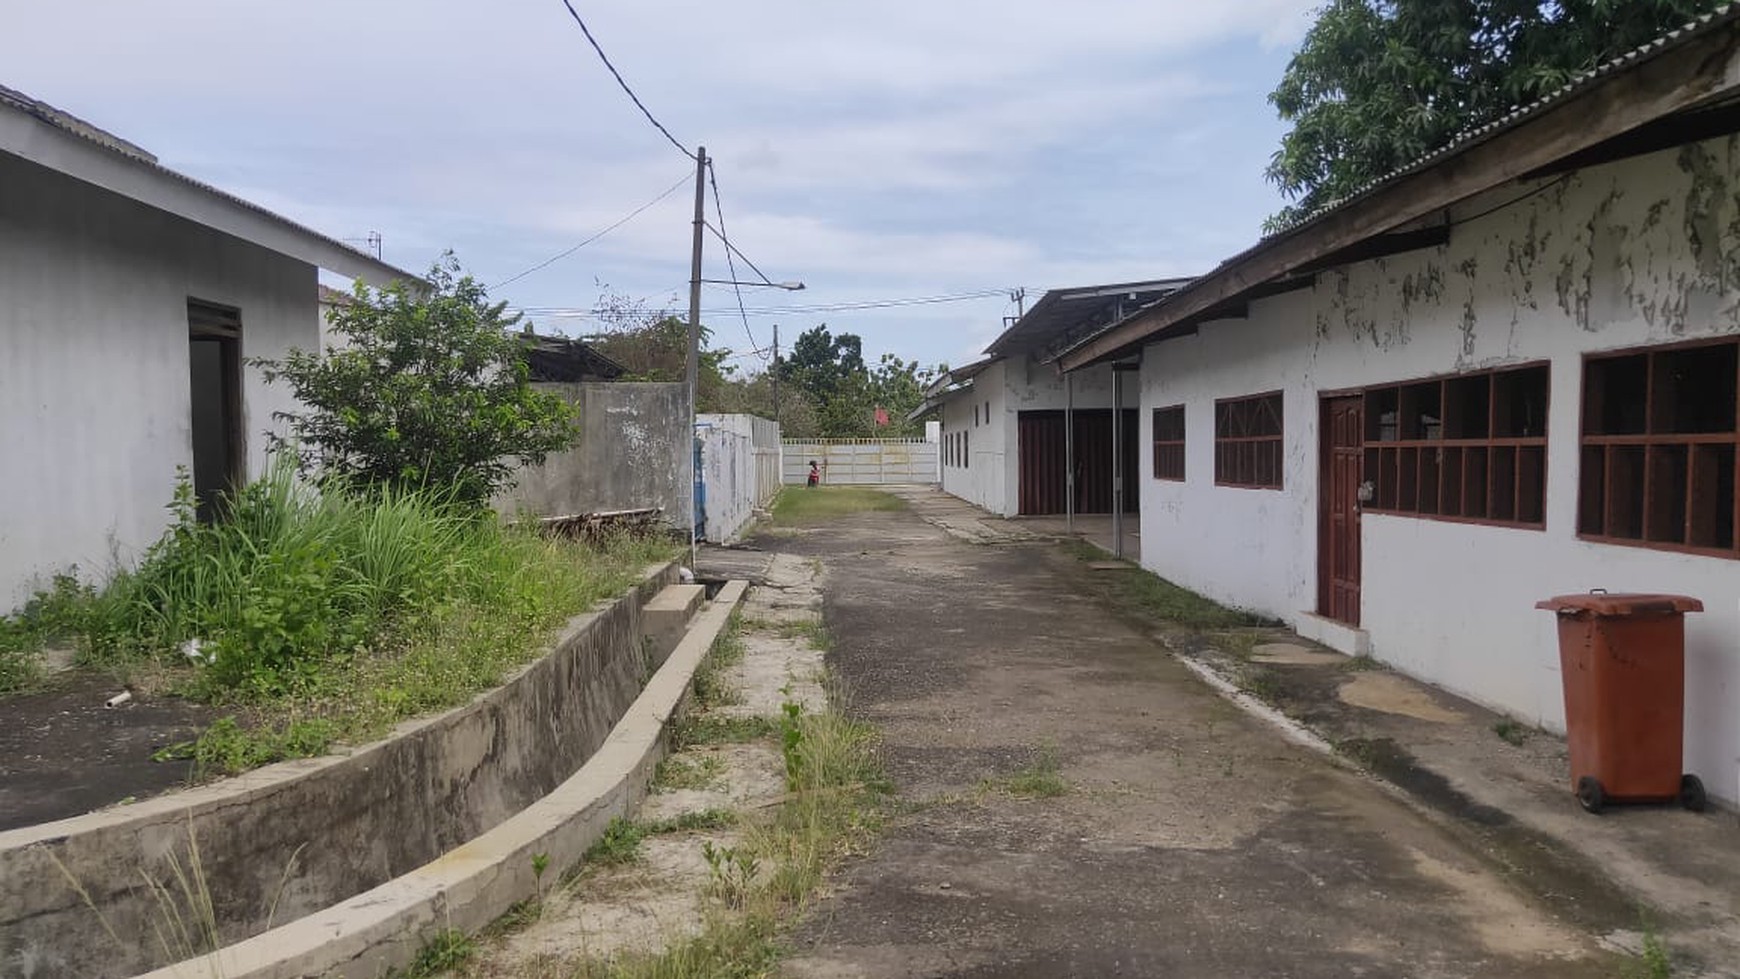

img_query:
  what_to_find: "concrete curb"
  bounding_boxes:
[133,580,748,979]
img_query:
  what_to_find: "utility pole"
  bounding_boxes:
[687,146,707,564]
[1012,287,1026,317]
[771,323,781,425]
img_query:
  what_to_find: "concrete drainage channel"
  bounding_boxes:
[130,578,748,979]
[452,552,830,974]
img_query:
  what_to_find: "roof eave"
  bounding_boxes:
[0,101,420,288]
[1058,5,1740,371]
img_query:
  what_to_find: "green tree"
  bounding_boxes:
[260,255,576,505]
[1266,0,1723,229]
[585,292,736,410]
[780,325,866,402]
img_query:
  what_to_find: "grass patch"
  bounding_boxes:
[1061,540,1261,629]
[1492,718,1530,747]
[1341,654,1383,672]
[770,487,904,526]
[985,743,1068,798]
[585,817,650,866]
[653,754,726,792]
[771,618,831,651]
[0,460,677,775]
[570,695,887,977]
[674,714,779,747]
[644,808,738,834]
[1625,915,1674,979]
[1236,665,1282,703]
[693,613,746,709]
[394,929,477,978]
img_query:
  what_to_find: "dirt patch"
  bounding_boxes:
[1338,671,1466,722]
[0,671,216,830]
[1249,642,1346,666]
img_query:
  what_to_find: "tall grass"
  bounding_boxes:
[4,457,678,769]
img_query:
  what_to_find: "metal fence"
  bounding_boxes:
[782,438,939,485]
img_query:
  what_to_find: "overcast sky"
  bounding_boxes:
[2,0,1316,371]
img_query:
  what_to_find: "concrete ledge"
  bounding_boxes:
[135,580,747,979]
[1,562,679,979]
[643,584,706,667]
[1294,611,1371,657]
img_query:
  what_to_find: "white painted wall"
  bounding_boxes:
[696,413,778,544]
[0,153,318,609]
[1136,134,1740,802]
[936,356,1138,516]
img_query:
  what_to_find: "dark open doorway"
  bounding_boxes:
[1016,409,1139,516]
[188,300,244,521]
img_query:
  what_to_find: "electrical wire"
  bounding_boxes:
[492,171,692,289]
[513,288,1011,319]
[704,161,765,360]
[557,0,694,160]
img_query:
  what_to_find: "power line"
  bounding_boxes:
[557,0,694,160]
[492,171,691,289]
[514,288,1011,319]
[704,161,765,361]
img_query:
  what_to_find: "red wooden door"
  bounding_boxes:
[1319,396,1363,625]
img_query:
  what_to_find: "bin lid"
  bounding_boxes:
[1534,592,1704,616]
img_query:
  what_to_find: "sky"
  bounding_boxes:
[0,0,1318,372]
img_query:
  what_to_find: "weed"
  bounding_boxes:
[773,619,831,651]
[693,615,745,709]
[989,743,1068,798]
[674,715,779,747]
[1623,914,1674,979]
[1062,540,1261,629]
[644,809,738,834]
[397,929,476,978]
[1336,737,1384,769]
[1492,719,1530,747]
[1342,654,1383,672]
[770,487,904,525]
[154,715,337,778]
[586,817,649,866]
[654,754,725,792]
[1237,666,1282,703]
[702,841,761,909]
[780,698,807,789]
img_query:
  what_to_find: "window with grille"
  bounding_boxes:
[1363,364,1548,527]
[1152,405,1185,481]
[1579,340,1739,554]
[1215,393,1283,489]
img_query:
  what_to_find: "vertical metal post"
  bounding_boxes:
[1112,367,1124,559]
[1065,370,1075,533]
[687,147,707,567]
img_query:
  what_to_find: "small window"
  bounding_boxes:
[1581,339,1739,553]
[1362,364,1548,527]
[1215,392,1283,489]
[964,430,970,469]
[1152,405,1185,481]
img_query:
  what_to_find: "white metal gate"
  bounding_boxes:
[782,438,939,485]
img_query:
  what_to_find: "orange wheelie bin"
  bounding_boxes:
[1535,591,1705,814]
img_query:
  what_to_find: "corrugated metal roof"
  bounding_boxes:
[1057,3,1740,367]
[0,83,419,282]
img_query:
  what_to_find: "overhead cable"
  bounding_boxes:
[493,171,692,289]
[557,0,694,160]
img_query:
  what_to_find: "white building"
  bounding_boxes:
[0,85,413,609]
[1061,10,1740,804]
[923,280,1188,519]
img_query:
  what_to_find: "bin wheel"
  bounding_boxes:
[1576,776,1606,814]
[1680,775,1708,813]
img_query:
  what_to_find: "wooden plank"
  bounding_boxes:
[1059,17,1740,371]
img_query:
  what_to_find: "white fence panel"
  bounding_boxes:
[782,438,939,485]
[697,413,781,543]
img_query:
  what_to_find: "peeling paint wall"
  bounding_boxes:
[494,382,689,525]
[938,356,1138,516]
[1138,134,1740,803]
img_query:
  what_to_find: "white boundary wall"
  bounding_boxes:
[696,413,780,543]
[783,436,938,485]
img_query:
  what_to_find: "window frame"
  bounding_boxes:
[1578,336,1740,558]
[1152,404,1186,482]
[1361,362,1550,531]
[1214,391,1285,490]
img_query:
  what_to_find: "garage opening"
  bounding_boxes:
[1016,409,1139,516]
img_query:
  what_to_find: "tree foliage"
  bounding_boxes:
[777,327,941,437]
[260,256,576,505]
[1266,0,1723,229]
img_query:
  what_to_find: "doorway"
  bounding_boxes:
[188,301,244,521]
[1016,409,1139,516]
[1318,395,1363,625]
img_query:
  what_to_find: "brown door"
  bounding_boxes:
[1017,409,1142,516]
[1318,396,1363,625]
[1018,411,1067,515]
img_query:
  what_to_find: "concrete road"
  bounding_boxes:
[773,492,1622,979]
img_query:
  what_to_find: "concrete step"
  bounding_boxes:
[644,583,706,667]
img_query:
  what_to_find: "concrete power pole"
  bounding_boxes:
[771,323,781,425]
[687,146,707,563]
